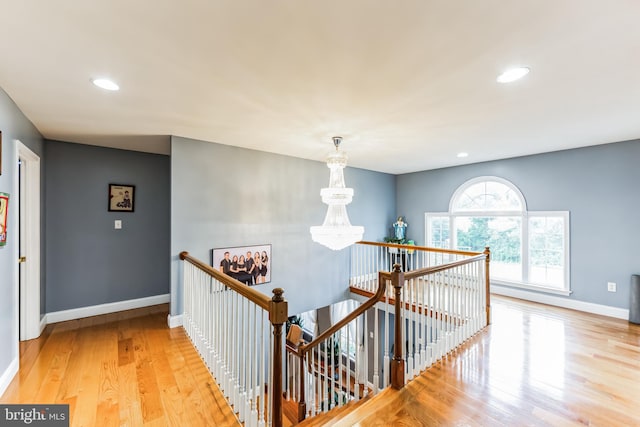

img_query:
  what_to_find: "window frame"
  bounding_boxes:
[524,211,570,294]
[426,177,571,295]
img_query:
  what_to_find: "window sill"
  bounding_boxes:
[491,279,572,296]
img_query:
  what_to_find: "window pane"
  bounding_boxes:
[426,216,452,265]
[430,177,570,292]
[529,216,565,287]
[453,181,523,212]
[455,216,522,281]
[427,216,449,248]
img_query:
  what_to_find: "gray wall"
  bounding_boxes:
[0,87,45,387]
[397,139,640,309]
[170,136,395,316]
[45,140,170,312]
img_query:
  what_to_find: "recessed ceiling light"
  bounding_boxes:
[496,67,530,83]
[92,78,120,91]
[457,152,469,158]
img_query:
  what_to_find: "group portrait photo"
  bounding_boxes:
[211,244,271,286]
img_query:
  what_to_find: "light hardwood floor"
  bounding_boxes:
[301,296,640,426]
[2,297,640,426]
[0,304,240,427]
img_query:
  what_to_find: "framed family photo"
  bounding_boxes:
[211,244,272,286]
[108,184,135,212]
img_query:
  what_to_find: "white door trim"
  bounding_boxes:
[15,140,41,341]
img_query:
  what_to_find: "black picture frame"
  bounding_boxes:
[108,183,135,212]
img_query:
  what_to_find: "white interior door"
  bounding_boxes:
[16,140,41,341]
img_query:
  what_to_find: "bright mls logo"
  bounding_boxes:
[1,405,69,426]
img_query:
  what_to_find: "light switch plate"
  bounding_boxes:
[115,220,122,229]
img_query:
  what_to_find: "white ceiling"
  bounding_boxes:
[1,1,639,174]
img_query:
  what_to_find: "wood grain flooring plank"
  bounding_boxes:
[300,295,640,426]
[117,363,144,427]
[135,353,165,423]
[4,298,640,426]
[118,338,135,366]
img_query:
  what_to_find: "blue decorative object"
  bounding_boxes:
[384,216,410,244]
[393,216,407,240]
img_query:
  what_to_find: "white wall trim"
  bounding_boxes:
[16,140,42,341]
[0,357,19,397]
[39,315,47,335]
[167,314,183,328]
[45,294,170,324]
[491,285,629,320]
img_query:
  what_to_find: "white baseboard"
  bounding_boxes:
[167,314,183,328]
[0,357,19,397]
[39,315,47,335]
[45,294,171,324]
[491,285,629,320]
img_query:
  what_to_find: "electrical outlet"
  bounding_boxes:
[607,282,617,292]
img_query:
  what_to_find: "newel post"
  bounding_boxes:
[484,247,491,326]
[390,263,405,389]
[270,288,288,427]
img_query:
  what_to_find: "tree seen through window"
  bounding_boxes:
[426,176,569,292]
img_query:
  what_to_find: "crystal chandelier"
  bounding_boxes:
[310,136,364,250]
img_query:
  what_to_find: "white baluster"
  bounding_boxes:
[407,279,414,381]
[238,298,246,422]
[419,274,425,371]
[363,309,369,398]
[373,305,379,394]
[354,316,360,402]
[250,305,258,427]
[383,279,390,389]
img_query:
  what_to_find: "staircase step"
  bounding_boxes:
[295,392,375,426]
[326,388,397,426]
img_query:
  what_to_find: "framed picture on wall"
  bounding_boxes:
[211,244,272,286]
[0,192,8,246]
[108,184,135,212]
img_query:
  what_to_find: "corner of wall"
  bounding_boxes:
[0,356,18,397]
[167,313,183,328]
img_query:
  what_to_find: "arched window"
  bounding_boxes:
[451,177,525,212]
[426,177,570,294]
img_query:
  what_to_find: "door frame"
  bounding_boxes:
[15,140,41,341]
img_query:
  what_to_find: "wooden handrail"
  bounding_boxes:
[357,240,483,257]
[403,253,486,281]
[180,251,287,427]
[357,243,490,325]
[298,271,389,357]
[287,243,489,421]
[180,251,271,311]
[182,245,488,426]
[292,269,390,422]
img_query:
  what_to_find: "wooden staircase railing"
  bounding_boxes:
[286,269,390,421]
[180,251,288,427]
[350,241,491,326]
[181,242,490,426]
[352,242,491,386]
